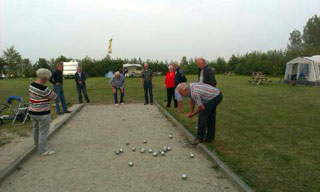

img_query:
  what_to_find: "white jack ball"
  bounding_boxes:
[182,174,187,180]
[128,162,134,167]
[132,147,136,152]
[190,154,194,158]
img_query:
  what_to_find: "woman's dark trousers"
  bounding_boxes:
[166,88,177,107]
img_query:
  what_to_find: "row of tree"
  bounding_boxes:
[1,15,319,77]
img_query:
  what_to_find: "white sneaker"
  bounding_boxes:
[41,150,55,156]
[115,104,119,106]
[120,102,124,105]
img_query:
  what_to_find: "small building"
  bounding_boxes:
[123,64,142,78]
[284,55,320,86]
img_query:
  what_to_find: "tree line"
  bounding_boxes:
[1,15,319,77]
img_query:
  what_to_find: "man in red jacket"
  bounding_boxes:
[164,65,177,108]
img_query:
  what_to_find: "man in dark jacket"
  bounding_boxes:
[50,62,71,114]
[74,66,90,103]
[197,58,217,87]
[172,61,187,112]
[141,63,154,105]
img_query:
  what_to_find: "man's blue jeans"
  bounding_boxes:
[76,85,90,103]
[143,81,153,104]
[53,85,67,113]
[113,87,124,103]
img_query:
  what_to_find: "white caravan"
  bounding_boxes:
[123,64,142,77]
[63,61,79,78]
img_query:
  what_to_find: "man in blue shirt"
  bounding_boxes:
[110,71,125,106]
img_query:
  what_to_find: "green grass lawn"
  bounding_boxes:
[0,75,320,192]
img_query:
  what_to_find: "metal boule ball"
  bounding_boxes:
[132,147,136,152]
[152,152,158,157]
[143,140,147,144]
[126,142,130,145]
[128,162,134,167]
[190,154,194,158]
[169,134,173,139]
[160,151,165,156]
[148,149,153,153]
[182,174,187,180]
[140,148,145,153]
[115,150,120,155]
[167,147,171,151]
[119,148,124,153]
[163,147,168,152]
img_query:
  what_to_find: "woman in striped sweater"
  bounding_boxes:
[29,68,57,156]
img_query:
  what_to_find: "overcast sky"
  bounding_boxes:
[1,0,319,62]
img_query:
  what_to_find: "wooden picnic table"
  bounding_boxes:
[248,74,272,85]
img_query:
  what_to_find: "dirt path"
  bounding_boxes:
[0,104,237,192]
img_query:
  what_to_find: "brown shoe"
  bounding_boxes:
[191,138,204,146]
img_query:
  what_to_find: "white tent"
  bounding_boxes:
[105,71,114,78]
[284,55,320,86]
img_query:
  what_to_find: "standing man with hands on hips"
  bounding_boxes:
[50,62,72,115]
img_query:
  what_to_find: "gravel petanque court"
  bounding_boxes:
[0,104,237,192]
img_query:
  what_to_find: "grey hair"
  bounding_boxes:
[171,61,180,66]
[168,65,173,69]
[177,82,189,91]
[197,57,207,65]
[36,68,52,79]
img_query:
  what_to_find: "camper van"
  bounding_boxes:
[63,61,79,78]
[123,64,142,78]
